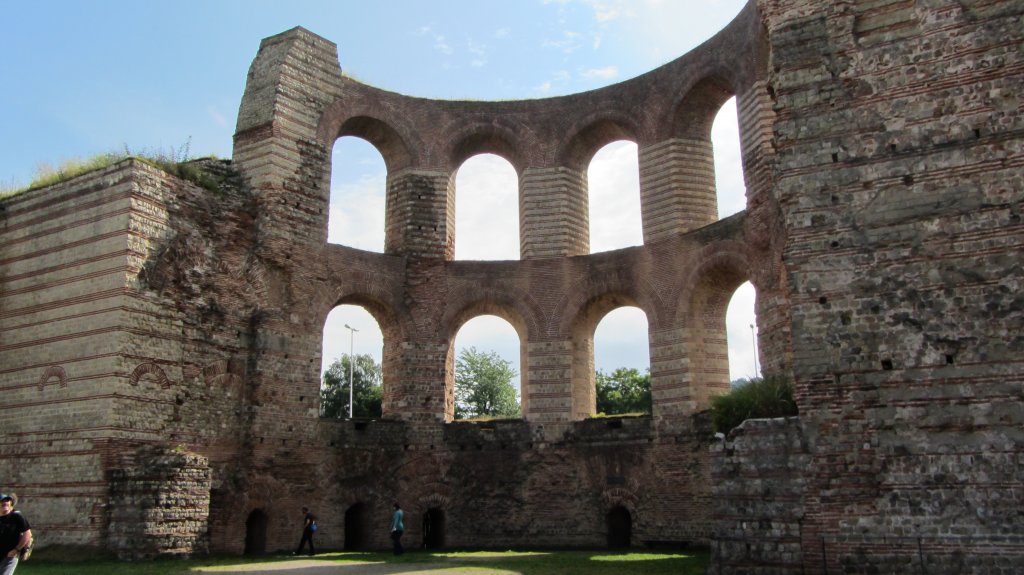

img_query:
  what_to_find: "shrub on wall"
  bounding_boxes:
[710,375,797,433]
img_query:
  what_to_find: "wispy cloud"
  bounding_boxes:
[494,27,510,39]
[581,65,618,79]
[542,30,584,54]
[418,25,453,55]
[467,38,487,68]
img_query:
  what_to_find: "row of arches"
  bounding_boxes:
[244,504,635,554]
[322,281,759,420]
[328,97,745,260]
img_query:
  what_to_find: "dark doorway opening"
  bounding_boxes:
[607,506,632,549]
[345,502,366,550]
[244,509,268,555]
[422,507,445,549]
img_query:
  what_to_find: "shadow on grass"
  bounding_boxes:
[20,549,709,575]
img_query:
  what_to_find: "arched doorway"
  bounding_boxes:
[607,506,632,549]
[344,502,367,550]
[422,507,445,549]
[244,509,268,555]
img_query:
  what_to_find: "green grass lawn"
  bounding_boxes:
[17,549,709,575]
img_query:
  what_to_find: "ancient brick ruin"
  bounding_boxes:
[1,1,1022,571]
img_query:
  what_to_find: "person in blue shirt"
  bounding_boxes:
[294,507,316,556]
[390,502,404,555]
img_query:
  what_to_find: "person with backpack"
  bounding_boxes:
[294,506,317,556]
[0,494,31,575]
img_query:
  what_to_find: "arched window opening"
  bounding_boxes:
[321,305,385,419]
[712,96,746,219]
[422,508,446,549]
[607,506,632,549]
[244,509,268,556]
[726,281,759,385]
[454,154,519,260]
[329,136,387,251]
[344,502,367,550]
[589,141,642,253]
[452,315,522,420]
[593,306,650,416]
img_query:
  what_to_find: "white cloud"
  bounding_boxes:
[588,141,642,252]
[542,30,584,54]
[454,154,519,260]
[534,80,553,94]
[581,65,618,79]
[712,96,746,218]
[494,27,510,39]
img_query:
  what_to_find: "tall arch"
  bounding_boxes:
[447,301,529,421]
[454,154,519,260]
[678,247,751,409]
[589,141,642,254]
[329,136,387,251]
[569,292,648,421]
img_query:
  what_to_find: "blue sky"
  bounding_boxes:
[2,0,759,388]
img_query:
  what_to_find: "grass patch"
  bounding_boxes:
[18,549,709,575]
[1,139,222,200]
[710,375,798,433]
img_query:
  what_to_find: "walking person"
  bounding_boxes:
[294,506,317,556]
[390,502,404,555]
[0,494,32,575]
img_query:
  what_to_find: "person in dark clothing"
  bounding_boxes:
[0,494,32,575]
[390,502,404,555]
[294,506,316,556]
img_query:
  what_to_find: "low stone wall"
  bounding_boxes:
[108,447,211,559]
[711,417,808,574]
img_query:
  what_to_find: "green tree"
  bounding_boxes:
[595,367,652,415]
[454,347,520,419]
[321,353,383,418]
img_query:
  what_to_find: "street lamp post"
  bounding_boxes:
[750,323,759,378]
[344,324,359,418]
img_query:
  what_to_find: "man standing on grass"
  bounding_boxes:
[390,502,404,555]
[0,494,31,575]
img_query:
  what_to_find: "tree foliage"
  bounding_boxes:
[595,367,652,415]
[454,347,519,419]
[321,353,382,419]
[710,375,797,433]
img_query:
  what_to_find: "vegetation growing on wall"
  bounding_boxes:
[0,139,222,199]
[710,375,797,433]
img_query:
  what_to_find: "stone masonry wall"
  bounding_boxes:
[711,0,1024,573]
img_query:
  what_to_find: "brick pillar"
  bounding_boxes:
[382,339,449,421]
[638,137,718,243]
[649,327,694,417]
[519,166,588,259]
[232,27,343,256]
[385,169,454,259]
[570,337,595,421]
[524,340,574,423]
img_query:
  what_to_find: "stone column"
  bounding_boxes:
[519,167,588,259]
